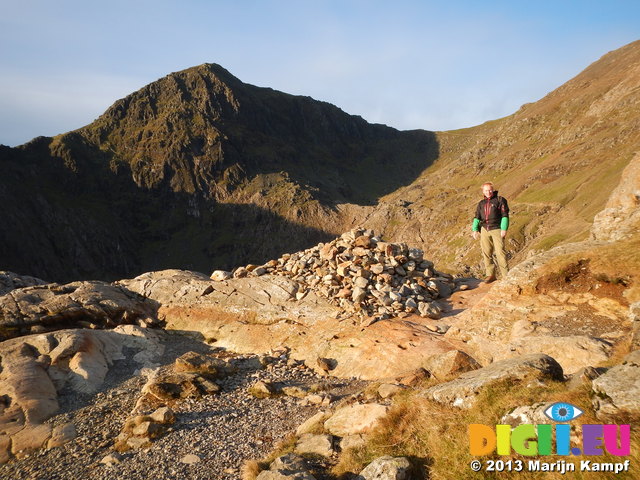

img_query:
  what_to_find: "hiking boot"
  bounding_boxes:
[483,275,496,284]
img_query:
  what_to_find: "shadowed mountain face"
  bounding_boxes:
[79,63,438,206]
[0,65,437,282]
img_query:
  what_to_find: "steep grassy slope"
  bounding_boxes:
[355,40,640,274]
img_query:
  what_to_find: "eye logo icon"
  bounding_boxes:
[544,402,584,422]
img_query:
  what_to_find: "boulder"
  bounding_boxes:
[592,350,640,419]
[357,456,412,480]
[422,354,564,409]
[324,403,389,436]
[295,433,334,457]
[422,350,480,379]
[257,453,316,480]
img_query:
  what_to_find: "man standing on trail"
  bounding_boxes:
[472,182,509,283]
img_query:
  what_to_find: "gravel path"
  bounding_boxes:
[0,331,368,480]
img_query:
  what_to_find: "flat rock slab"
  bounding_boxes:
[294,433,334,457]
[421,353,564,409]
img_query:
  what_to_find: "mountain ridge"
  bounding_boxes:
[1,40,639,281]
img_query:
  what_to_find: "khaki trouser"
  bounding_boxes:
[480,227,508,278]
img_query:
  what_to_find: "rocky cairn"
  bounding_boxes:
[212,229,454,324]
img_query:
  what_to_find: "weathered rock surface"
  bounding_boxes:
[0,280,159,340]
[0,271,48,296]
[357,456,412,480]
[422,354,564,409]
[294,433,335,457]
[257,453,317,480]
[119,269,465,380]
[444,241,633,374]
[0,326,164,463]
[591,350,640,419]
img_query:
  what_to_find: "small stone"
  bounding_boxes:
[378,383,406,399]
[317,357,333,372]
[210,270,231,281]
[100,453,122,465]
[150,407,175,425]
[306,394,324,404]
[180,454,201,464]
[282,386,309,398]
[370,264,384,275]
[249,380,278,398]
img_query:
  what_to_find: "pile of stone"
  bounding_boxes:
[212,228,455,322]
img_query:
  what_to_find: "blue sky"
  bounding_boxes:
[1,0,638,146]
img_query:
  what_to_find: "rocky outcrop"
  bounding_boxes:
[0,272,48,296]
[591,151,640,242]
[421,354,564,409]
[0,280,160,341]
[0,326,163,463]
[443,239,633,374]
[117,231,466,381]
